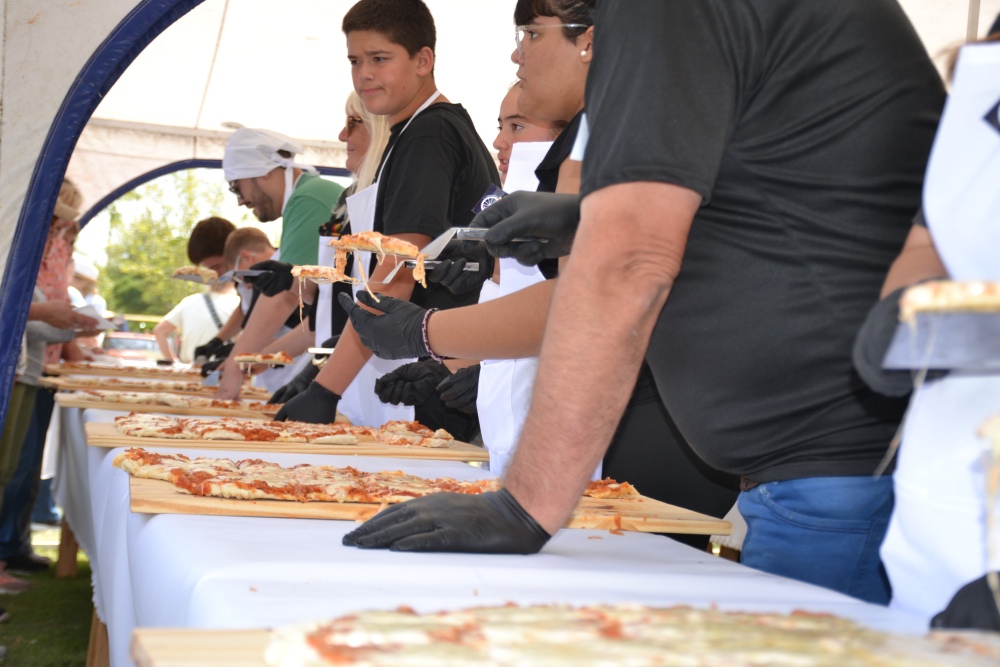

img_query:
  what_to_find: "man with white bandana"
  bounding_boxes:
[216,128,343,399]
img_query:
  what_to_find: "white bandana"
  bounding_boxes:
[222,128,319,181]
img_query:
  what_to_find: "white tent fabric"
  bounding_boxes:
[0,0,998,415]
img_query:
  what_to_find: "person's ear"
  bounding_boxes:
[415,46,435,76]
[579,26,594,64]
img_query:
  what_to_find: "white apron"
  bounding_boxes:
[338,91,442,426]
[881,42,1000,622]
[314,236,337,345]
[474,142,603,479]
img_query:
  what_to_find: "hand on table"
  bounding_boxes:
[931,573,1000,632]
[248,260,295,296]
[374,360,450,407]
[274,381,340,423]
[213,366,243,401]
[338,292,429,360]
[342,489,551,554]
[436,364,480,414]
[472,191,580,266]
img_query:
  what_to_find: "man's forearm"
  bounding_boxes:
[261,323,313,357]
[503,183,698,534]
[428,280,554,361]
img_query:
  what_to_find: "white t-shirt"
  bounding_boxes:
[162,290,239,363]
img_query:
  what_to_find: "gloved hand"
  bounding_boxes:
[274,381,341,424]
[852,284,946,397]
[338,292,430,360]
[248,260,295,297]
[471,191,580,266]
[342,488,551,554]
[374,360,450,407]
[200,357,225,377]
[426,244,494,295]
[931,574,1000,632]
[269,362,319,404]
[436,364,480,414]
[194,337,225,361]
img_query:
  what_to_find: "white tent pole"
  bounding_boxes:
[194,0,230,136]
[967,0,982,40]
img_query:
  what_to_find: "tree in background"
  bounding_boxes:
[99,170,230,316]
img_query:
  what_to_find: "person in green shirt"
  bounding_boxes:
[216,128,343,399]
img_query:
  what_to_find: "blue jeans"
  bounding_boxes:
[0,388,54,560]
[738,475,894,605]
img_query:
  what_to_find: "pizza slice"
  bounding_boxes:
[330,231,427,290]
[899,280,1000,325]
[291,265,355,285]
[232,352,295,366]
[171,266,218,283]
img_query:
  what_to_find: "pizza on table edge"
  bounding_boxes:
[899,280,1000,324]
[113,447,638,504]
[112,414,462,447]
[233,352,295,366]
[69,389,279,412]
[261,603,1000,667]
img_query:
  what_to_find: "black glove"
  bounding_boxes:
[471,191,580,266]
[338,292,430,360]
[931,574,1000,632]
[852,285,946,397]
[274,381,341,424]
[342,488,551,554]
[248,260,295,297]
[436,364,480,414]
[194,337,224,361]
[426,245,494,295]
[374,360,450,407]
[200,357,225,377]
[269,362,319,404]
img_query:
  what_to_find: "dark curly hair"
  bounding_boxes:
[187,216,235,265]
[343,0,436,56]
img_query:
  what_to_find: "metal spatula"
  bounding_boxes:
[882,312,1000,371]
[172,274,214,285]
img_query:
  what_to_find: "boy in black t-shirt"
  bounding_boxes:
[275,0,499,429]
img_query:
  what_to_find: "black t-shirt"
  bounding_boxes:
[581,0,945,482]
[374,102,500,310]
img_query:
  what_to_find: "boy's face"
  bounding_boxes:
[346,30,430,123]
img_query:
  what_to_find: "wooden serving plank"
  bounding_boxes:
[86,421,490,462]
[40,376,271,400]
[56,394,278,420]
[128,477,731,536]
[45,362,203,381]
[132,628,268,667]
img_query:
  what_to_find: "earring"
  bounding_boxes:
[580,50,587,57]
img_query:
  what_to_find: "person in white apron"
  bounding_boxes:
[277,8,500,426]
[853,28,1000,629]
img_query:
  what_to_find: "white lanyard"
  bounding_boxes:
[375,90,441,185]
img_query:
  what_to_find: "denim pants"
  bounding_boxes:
[737,475,894,605]
[0,388,55,559]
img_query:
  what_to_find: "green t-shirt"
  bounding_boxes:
[279,173,344,266]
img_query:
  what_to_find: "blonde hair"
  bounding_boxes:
[347,92,391,190]
[224,227,275,267]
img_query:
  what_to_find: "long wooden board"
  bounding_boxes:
[45,362,203,380]
[40,376,271,400]
[56,393,278,420]
[133,629,268,667]
[87,421,490,462]
[128,477,731,535]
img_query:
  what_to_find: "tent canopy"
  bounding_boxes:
[0,0,997,425]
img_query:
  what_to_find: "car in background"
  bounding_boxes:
[102,331,160,362]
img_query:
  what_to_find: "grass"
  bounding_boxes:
[0,527,93,666]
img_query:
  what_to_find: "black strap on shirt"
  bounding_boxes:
[202,294,223,329]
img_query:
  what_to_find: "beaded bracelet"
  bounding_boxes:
[422,308,450,363]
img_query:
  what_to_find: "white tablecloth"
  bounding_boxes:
[53,406,928,667]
